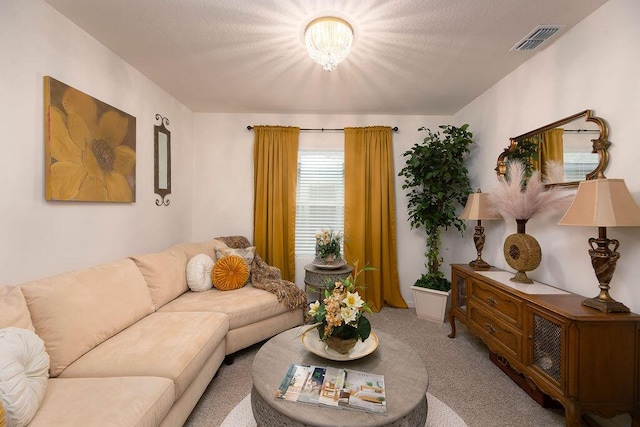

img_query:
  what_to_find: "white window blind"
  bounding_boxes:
[563,152,599,182]
[295,151,344,255]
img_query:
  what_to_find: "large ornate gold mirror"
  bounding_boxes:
[154,114,171,206]
[496,110,610,186]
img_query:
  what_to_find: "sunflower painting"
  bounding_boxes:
[44,76,136,202]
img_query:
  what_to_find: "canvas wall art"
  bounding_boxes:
[44,76,136,202]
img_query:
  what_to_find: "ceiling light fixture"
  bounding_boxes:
[304,17,353,72]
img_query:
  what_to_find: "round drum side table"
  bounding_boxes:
[303,263,353,302]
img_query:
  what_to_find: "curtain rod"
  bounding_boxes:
[563,129,599,133]
[247,126,399,132]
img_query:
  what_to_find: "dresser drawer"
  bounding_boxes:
[470,279,523,327]
[469,302,522,360]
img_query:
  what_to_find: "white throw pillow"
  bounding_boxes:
[0,327,49,427]
[186,254,215,292]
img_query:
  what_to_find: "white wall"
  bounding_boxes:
[0,0,194,285]
[453,0,640,312]
[192,113,453,305]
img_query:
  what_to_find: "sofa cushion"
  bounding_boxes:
[59,311,228,400]
[186,254,215,292]
[174,238,227,262]
[159,285,289,330]
[0,286,34,331]
[212,255,249,291]
[19,259,155,377]
[28,377,174,427]
[0,328,49,427]
[130,247,189,309]
[224,310,303,355]
[215,246,255,275]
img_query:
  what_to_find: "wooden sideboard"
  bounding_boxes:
[448,264,640,427]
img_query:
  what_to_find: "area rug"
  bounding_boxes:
[220,392,468,427]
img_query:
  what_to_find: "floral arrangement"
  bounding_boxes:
[315,229,343,260]
[490,160,573,221]
[307,263,373,344]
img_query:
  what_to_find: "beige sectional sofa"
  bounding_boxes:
[0,237,305,427]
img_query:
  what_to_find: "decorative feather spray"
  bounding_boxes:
[490,160,574,221]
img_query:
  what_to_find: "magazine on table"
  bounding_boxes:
[276,363,386,414]
[275,364,327,405]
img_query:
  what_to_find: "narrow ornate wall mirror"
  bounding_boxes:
[496,110,610,187]
[154,114,171,206]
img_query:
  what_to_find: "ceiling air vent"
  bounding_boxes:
[511,25,564,51]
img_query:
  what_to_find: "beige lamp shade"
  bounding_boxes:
[558,179,640,227]
[459,190,502,220]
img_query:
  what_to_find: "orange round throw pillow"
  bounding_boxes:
[211,255,250,291]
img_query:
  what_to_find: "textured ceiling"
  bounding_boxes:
[43,0,608,115]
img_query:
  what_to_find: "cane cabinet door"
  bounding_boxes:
[524,306,567,396]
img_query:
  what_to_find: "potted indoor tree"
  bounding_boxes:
[398,124,474,322]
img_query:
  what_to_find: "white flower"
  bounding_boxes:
[340,306,357,324]
[308,301,320,316]
[343,291,364,309]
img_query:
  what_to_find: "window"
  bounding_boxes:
[295,151,344,255]
[563,152,599,182]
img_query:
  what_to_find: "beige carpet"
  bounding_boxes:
[185,307,578,427]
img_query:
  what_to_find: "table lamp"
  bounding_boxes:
[459,189,502,270]
[558,178,640,313]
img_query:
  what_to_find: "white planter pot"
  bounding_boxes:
[411,285,451,323]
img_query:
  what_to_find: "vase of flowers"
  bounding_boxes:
[314,229,343,265]
[490,160,573,283]
[307,263,373,354]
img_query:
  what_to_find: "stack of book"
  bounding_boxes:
[275,363,386,414]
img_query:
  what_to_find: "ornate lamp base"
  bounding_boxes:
[469,258,491,270]
[469,222,492,270]
[583,296,630,313]
[583,229,629,313]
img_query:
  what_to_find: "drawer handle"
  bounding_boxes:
[485,323,496,335]
[487,296,498,307]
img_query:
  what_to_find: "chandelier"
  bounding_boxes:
[304,17,353,71]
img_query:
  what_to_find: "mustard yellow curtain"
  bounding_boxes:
[253,126,299,282]
[529,135,543,172]
[344,126,408,312]
[541,128,564,179]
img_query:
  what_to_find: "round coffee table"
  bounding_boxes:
[251,328,428,426]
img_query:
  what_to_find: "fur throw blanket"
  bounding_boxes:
[215,236,307,311]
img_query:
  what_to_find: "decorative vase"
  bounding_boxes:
[325,335,357,354]
[503,219,541,284]
[324,254,335,264]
